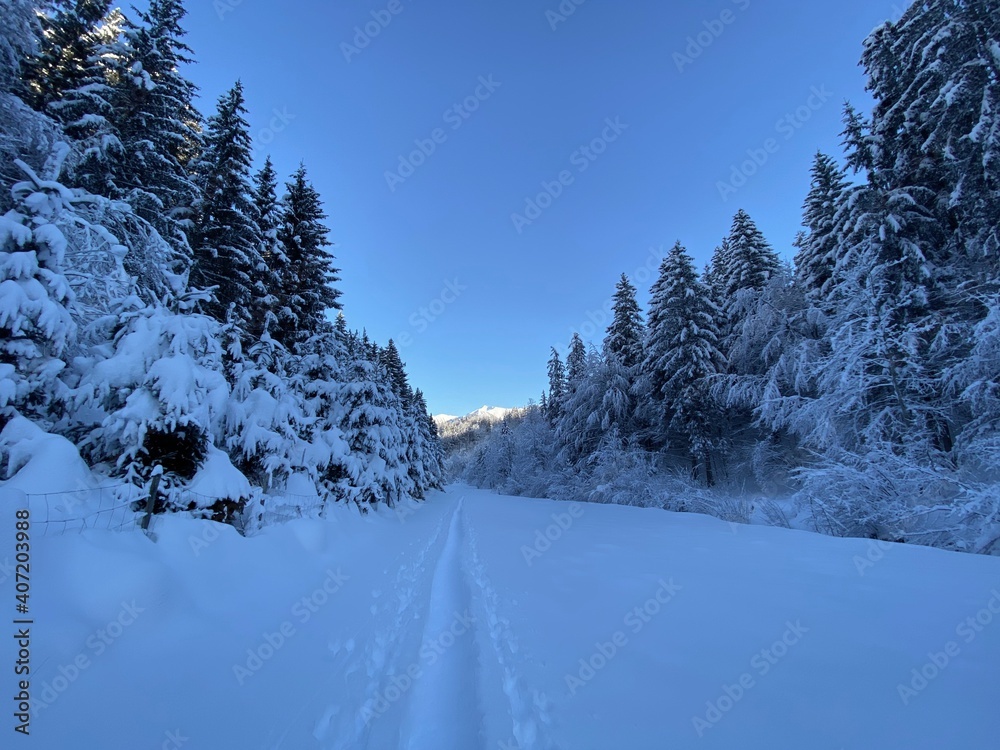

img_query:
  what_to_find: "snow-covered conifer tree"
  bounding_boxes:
[191,81,265,337]
[0,161,77,426]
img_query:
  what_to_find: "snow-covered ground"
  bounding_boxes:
[7,485,1000,748]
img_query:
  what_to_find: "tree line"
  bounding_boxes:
[0,0,443,523]
[462,0,1000,555]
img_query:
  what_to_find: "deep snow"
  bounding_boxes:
[5,485,1000,749]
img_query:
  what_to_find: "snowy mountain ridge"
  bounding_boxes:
[433,405,517,426]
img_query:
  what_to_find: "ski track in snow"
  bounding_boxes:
[463,510,556,750]
[313,493,555,749]
[314,507,453,749]
[398,499,484,748]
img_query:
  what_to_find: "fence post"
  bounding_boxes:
[140,466,163,534]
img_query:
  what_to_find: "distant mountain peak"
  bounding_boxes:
[433,405,517,426]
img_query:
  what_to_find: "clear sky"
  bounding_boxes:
[180,0,909,416]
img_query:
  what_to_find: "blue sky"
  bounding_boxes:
[181,0,908,416]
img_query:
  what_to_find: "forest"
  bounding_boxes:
[0,0,444,527]
[459,0,1000,556]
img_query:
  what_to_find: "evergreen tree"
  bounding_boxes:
[601,274,644,440]
[19,0,114,114]
[0,2,62,196]
[224,330,302,492]
[78,295,229,502]
[0,162,77,426]
[862,1,1000,283]
[639,251,675,442]
[711,210,780,380]
[380,339,413,405]
[546,347,566,421]
[597,352,637,440]
[720,209,780,299]
[325,343,408,509]
[703,248,731,357]
[190,81,264,336]
[644,242,726,482]
[251,156,283,335]
[275,164,341,350]
[604,273,644,368]
[794,152,849,302]
[566,332,587,388]
[0,0,38,91]
[412,388,444,490]
[104,0,202,256]
[55,7,126,194]
[556,347,604,465]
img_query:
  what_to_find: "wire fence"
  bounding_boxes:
[24,481,328,538]
[27,483,140,537]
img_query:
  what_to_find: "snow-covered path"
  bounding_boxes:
[14,486,1000,748]
[398,501,481,749]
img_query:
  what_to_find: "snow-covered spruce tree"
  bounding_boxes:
[546,347,565,423]
[380,338,413,405]
[18,0,114,114]
[77,291,232,516]
[641,242,726,484]
[465,414,515,491]
[771,98,955,541]
[412,388,444,491]
[0,0,38,91]
[724,264,816,491]
[556,345,605,466]
[400,394,429,501]
[282,334,352,507]
[380,340,434,499]
[102,0,202,256]
[834,108,948,452]
[190,81,265,339]
[0,161,77,428]
[945,294,1000,552]
[601,274,644,442]
[717,209,780,305]
[52,7,127,196]
[319,332,408,509]
[5,148,170,350]
[782,0,1000,543]
[864,0,1000,462]
[705,211,781,467]
[566,332,586,390]
[596,350,638,448]
[275,163,341,352]
[499,405,556,498]
[586,426,657,507]
[862,0,1000,288]
[0,1,65,201]
[703,245,730,365]
[794,152,849,304]
[604,273,644,369]
[250,156,283,335]
[636,251,674,451]
[222,322,305,493]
